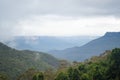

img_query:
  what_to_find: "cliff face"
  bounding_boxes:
[104,32,120,37]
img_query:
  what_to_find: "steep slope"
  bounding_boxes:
[0,42,60,80]
[49,32,120,61]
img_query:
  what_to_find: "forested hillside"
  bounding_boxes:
[54,48,120,80]
[0,42,60,80]
[57,48,118,80]
[1,48,119,80]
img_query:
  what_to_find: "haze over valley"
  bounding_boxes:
[4,36,98,52]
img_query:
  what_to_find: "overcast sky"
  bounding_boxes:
[0,0,120,41]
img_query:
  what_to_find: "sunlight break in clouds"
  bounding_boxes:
[17,15,120,36]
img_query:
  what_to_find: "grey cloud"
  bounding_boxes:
[32,0,120,16]
[0,0,120,18]
[0,0,120,24]
[0,0,120,41]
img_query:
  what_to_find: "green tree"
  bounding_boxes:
[106,48,120,80]
[78,63,86,73]
[72,68,81,80]
[55,72,69,80]
[81,73,89,80]
[0,73,8,80]
[67,67,74,80]
[32,72,44,80]
[90,63,106,80]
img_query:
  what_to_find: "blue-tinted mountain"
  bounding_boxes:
[4,36,97,52]
[49,32,120,61]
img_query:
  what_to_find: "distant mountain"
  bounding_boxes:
[0,42,60,80]
[4,36,97,52]
[49,32,120,61]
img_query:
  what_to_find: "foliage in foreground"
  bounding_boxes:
[1,48,120,80]
[54,48,120,80]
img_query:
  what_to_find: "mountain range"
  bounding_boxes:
[49,32,120,61]
[0,32,120,79]
[4,36,97,52]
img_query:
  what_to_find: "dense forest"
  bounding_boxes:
[0,42,60,80]
[1,48,120,80]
